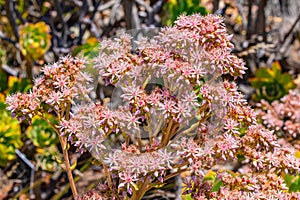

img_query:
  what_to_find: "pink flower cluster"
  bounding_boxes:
[189,171,300,200]
[95,14,247,88]
[106,148,173,194]
[6,56,91,123]
[160,14,247,78]
[257,90,300,139]
[75,14,300,197]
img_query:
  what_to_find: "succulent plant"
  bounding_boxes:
[26,115,58,148]
[19,21,51,60]
[0,102,23,167]
[249,61,296,102]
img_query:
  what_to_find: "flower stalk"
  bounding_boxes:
[59,135,78,198]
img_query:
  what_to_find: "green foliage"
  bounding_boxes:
[249,61,296,102]
[0,47,6,64]
[284,151,300,192]
[35,145,61,172]
[26,115,59,148]
[202,170,223,192]
[0,69,8,93]
[203,170,217,181]
[162,0,208,26]
[16,0,25,14]
[19,21,51,60]
[73,37,99,74]
[182,194,193,200]
[182,170,223,198]
[0,102,23,167]
[73,37,99,58]
[193,83,203,103]
[7,76,32,94]
[285,173,300,192]
[212,180,223,192]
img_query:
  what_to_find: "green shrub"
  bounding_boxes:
[162,0,208,26]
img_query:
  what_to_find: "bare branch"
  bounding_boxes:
[5,0,19,40]
[135,0,153,13]
[97,0,118,12]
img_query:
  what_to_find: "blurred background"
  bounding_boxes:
[0,0,299,199]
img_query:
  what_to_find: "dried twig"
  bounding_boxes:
[246,0,253,40]
[78,0,88,44]
[234,0,247,31]
[0,31,17,45]
[213,0,220,13]
[135,0,153,13]
[5,0,19,40]
[123,0,135,29]
[109,0,122,25]
[1,64,19,77]
[97,0,118,12]
[254,0,267,42]
[148,0,164,26]
[267,13,300,66]
[54,0,69,44]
